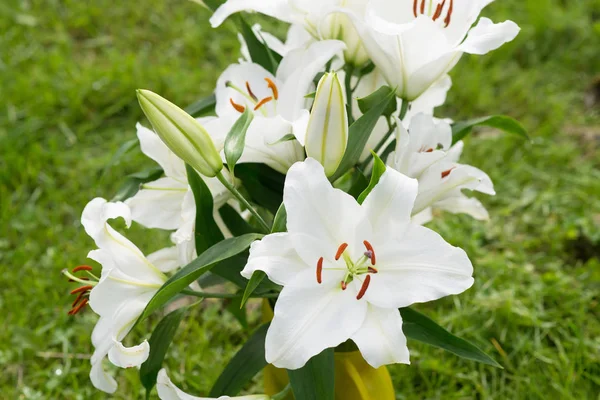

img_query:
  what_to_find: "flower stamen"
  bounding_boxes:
[335,243,349,260]
[72,265,93,273]
[363,240,376,265]
[230,98,246,113]
[316,257,324,284]
[245,81,258,101]
[356,275,371,300]
[265,78,279,100]
[254,96,273,111]
[432,0,446,21]
[441,167,455,179]
[444,0,454,27]
[70,285,93,295]
[341,281,348,290]
[69,298,88,315]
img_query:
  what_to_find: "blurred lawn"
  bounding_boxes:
[1,0,599,399]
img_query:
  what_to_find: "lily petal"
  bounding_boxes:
[210,0,293,27]
[108,339,150,369]
[126,177,188,230]
[136,123,187,180]
[459,17,520,55]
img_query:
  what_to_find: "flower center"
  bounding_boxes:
[227,78,279,116]
[62,265,99,315]
[316,240,379,300]
[413,0,454,27]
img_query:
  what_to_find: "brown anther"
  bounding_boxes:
[69,298,88,315]
[230,98,246,113]
[432,0,446,21]
[70,285,93,295]
[413,0,418,17]
[341,281,348,291]
[420,0,426,14]
[425,148,434,153]
[316,257,324,284]
[356,275,371,300]
[335,243,348,260]
[368,266,379,274]
[363,240,376,265]
[72,291,86,308]
[253,96,273,111]
[441,167,455,179]
[72,265,93,273]
[245,81,258,101]
[265,77,279,100]
[444,0,454,27]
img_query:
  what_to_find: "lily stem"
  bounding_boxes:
[181,289,279,299]
[216,172,271,233]
[344,65,355,124]
[398,98,409,120]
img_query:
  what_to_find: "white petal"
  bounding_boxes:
[363,224,474,309]
[241,233,307,286]
[435,196,490,220]
[411,207,433,225]
[108,339,150,368]
[362,168,418,242]
[265,277,367,369]
[351,306,410,368]
[126,177,188,230]
[137,123,187,180]
[147,246,181,273]
[408,114,453,152]
[157,368,206,400]
[90,355,118,394]
[210,0,294,27]
[459,18,520,55]
[283,158,370,265]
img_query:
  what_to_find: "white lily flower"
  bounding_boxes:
[211,0,370,66]
[347,0,520,100]
[390,114,496,224]
[80,198,179,393]
[125,122,232,264]
[241,158,474,369]
[157,369,270,400]
[305,72,348,176]
[214,39,345,173]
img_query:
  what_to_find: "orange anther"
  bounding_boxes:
[441,167,455,179]
[341,281,348,291]
[356,275,371,300]
[245,81,258,101]
[70,285,93,295]
[72,265,93,273]
[69,298,88,315]
[420,0,426,14]
[368,266,379,274]
[444,0,454,27]
[413,0,418,17]
[363,240,376,265]
[316,257,324,284]
[265,77,279,100]
[230,98,246,113]
[335,243,348,260]
[253,96,273,111]
[432,0,446,21]
[72,291,86,308]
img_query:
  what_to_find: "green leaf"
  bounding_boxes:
[236,164,285,215]
[400,307,502,368]
[357,85,397,119]
[139,308,186,395]
[237,17,281,74]
[209,323,270,396]
[112,166,164,202]
[357,153,386,204]
[136,234,263,324]
[186,164,224,255]
[240,270,267,308]
[330,87,396,181]
[184,93,216,117]
[198,0,225,11]
[219,204,256,236]
[271,204,287,233]
[268,133,297,146]
[224,109,254,176]
[287,348,335,400]
[452,115,529,145]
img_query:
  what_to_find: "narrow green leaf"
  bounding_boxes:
[271,204,287,233]
[452,115,529,145]
[330,88,396,181]
[198,0,225,11]
[357,153,386,204]
[139,308,186,394]
[237,17,281,74]
[224,108,254,176]
[240,271,267,308]
[268,133,297,146]
[186,164,224,255]
[209,323,270,396]
[287,348,335,400]
[357,85,397,119]
[136,234,263,324]
[219,204,256,236]
[400,307,502,368]
[211,253,280,293]
[184,93,216,117]
[112,166,164,202]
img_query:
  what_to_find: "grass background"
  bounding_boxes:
[1,0,599,398]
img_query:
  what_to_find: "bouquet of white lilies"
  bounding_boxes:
[65,0,528,398]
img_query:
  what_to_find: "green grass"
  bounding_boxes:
[1,0,599,398]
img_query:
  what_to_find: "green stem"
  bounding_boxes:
[359,117,396,170]
[217,172,270,233]
[181,289,279,299]
[398,98,409,120]
[272,384,292,400]
[344,65,355,124]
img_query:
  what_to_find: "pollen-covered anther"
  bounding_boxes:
[341,281,348,291]
[368,266,379,274]
[444,0,454,27]
[70,285,93,295]
[72,265,93,273]
[265,77,279,100]
[230,98,246,113]
[245,81,258,101]
[363,240,376,265]
[441,167,455,179]
[316,257,324,284]
[432,0,446,21]
[335,243,348,260]
[254,96,273,111]
[356,275,371,300]
[69,298,89,315]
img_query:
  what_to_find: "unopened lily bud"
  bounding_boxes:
[136,89,223,177]
[305,72,348,177]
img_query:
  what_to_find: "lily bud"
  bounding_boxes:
[305,72,348,177]
[136,89,223,177]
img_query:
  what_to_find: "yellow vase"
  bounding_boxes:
[262,301,395,400]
